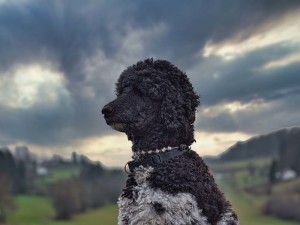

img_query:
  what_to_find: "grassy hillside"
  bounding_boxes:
[221,183,299,225]
[209,157,271,172]
[214,158,300,225]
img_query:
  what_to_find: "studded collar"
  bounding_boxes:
[125,144,190,174]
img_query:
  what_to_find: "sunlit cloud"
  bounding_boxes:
[201,99,267,116]
[75,133,132,167]
[0,63,71,109]
[7,133,131,167]
[262,52,300,70]
[8,130,250,167]
[202,9,300,60]
[192,131,251,156]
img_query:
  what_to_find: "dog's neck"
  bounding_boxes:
[129,126,183,158]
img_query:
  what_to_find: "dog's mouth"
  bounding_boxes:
[110,122,126,132]
[105,118,126,132]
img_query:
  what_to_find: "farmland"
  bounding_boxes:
[5,195,118,225]
[2,157,299,225]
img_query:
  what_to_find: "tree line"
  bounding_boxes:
[0,147,126,222]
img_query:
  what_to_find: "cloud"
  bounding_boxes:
[196,93,300,135]
[192,131,251,156]
[10,133,133,167]
[202,8,300,60]
[262,52,300,70]
[0,0,168,147]
[0,0,299,164]
[0,63,70,108]
[10,131,251,167]
[192,40,300,135]
[189,43,300,107]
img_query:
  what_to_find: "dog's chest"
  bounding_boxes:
[117,166,208,225]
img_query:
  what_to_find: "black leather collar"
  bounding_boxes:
[124,144,190,174]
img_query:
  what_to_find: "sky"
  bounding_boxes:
[0,0,300,167]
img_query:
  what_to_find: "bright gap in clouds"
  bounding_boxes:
[202,100,266,115]
[192,131,251,157]
[202,9,300,60]
[28,133,133,168]
[16,130,250,167]
[32,131,250,167]
[0,64,70,109]
[262,52,300,70]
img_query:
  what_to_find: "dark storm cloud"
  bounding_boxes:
[193,44,300,134]
[192,44,300,106]
[0,0,126,145]
[0,0,125,86]
[0,0,300,146]
[196,92,300,134]
[1,0,299,74]
[123,0,300,66]
[0,97,74,145]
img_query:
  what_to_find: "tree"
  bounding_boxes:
[269,159,278,184]
[267,159,278,194]
[0,174,15,222]
[72,152,78,164]
[48,180,84,220]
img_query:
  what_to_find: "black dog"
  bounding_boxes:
[102,59,238,225]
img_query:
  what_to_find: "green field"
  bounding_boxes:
[5,186,299,225]
[221,183,299,225]
[215,158,300,225]
[6,195,118,225]
[4,158,299,225]
[37,165,80,184]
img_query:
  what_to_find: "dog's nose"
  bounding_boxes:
[102,104,114,116]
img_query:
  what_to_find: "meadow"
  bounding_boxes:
[6,195,118,225]
[3,158,299,225]
[222,181,300,225]
[215,158,300,225]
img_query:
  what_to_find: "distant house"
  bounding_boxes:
[276,168,297,181]
[36,165,48,176]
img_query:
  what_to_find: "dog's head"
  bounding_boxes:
[102,59,200,145]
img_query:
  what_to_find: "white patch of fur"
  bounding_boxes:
[118,166,208,225]
[216,211,239,225]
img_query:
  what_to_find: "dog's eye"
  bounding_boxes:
[117,85,132,96]
[133,88,144,96]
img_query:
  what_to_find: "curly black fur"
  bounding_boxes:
[103,58,199,152]
[102,59,237,225]
[148,150,237,224]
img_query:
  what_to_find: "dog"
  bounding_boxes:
[102,59,238,225]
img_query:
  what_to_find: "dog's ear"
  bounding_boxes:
[160,89,186,131]
[160,87,199,141]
